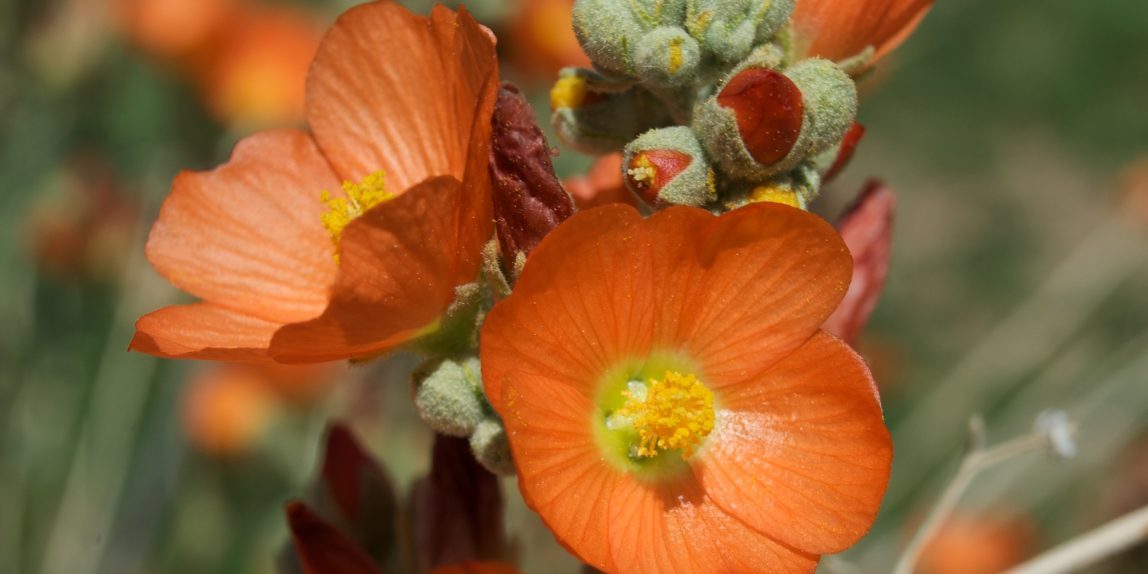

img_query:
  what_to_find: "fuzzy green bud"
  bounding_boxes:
[572,0,688,78]
[470,418,514,476]
[685,0,794,65]
[551,70,672,155]
[634,26,701,87]
[411,357,485,438]
[623,126,715,207]
[694,58,857,180]
[722,164,821,211]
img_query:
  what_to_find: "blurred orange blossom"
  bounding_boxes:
[480,203,893,572]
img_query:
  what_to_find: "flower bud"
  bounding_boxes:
[694,58,857,180]
[490,83,574,260]
[552,71,672,155]
[623,127,715,207]
[685,0,794,64]
[411,357,485,438]
[470,418,514,476]
[634,26,700,87]
[572,0,687,78]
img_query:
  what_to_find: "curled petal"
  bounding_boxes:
[132,303,284,363]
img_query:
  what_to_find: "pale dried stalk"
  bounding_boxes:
[1003,504,1148,574]
[892,416,1056,574]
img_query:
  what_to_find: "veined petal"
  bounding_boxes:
[145,129,339,324]
[131,302,284,363]
[697,331,892,554]
[645,204,852,389]
[481,205,654,412]
[791,0,933,63]
[500,375,620,573]
[607,473,819,573]
[271,176,473,362]
[306,1,499,189]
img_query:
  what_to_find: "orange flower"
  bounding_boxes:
[918,514,1036,574]
[507,0,591,82]
[790,0,933,64]
[117,0,235,63]
[182,364,277,457]
[130,1,499,364]
[481,204,893,572]
[199,7,323,129]
[182,363,333,456]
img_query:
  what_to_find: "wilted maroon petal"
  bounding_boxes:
[410,435,507,572]
[823,122,866,184]
[824,181,895,344]
[286,501,382,574]
[717,67,804,167]
[489,82,575,259]
[318,423,397,564]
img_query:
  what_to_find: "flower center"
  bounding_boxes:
[612,370,715,459]
[320,170,393,260]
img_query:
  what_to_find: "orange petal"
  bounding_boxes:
[697,331,892,555]
[480,205,652,412]
[791,0,933,63]
[562,154,638,210]
[271,177,475,362]
[644,204,853,389]
[145,129,339,325]
[498,375,621,572]
[305,1,499,189]
[607,472,819,573]
[286,502,381,574]
[131,302,283,363]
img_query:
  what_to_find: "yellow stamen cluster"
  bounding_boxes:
[617,371,715,459]
[750,184,802,209]
[320,170,393,259]
[627,154,657,187]
[550,76,588,110]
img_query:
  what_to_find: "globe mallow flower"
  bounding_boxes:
[481,203,893,573]
[130,1,499,363]
[790,0,934,64]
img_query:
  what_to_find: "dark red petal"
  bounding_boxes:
[409,435,507,571]
[286,501,381,574]
[823,122,867,183]
[717,68,804,167]
[823,181,895,344]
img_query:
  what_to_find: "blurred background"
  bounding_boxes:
[1,0,1146,573]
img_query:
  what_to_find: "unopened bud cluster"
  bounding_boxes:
[411,356,514,475]
[555,0,865,209]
